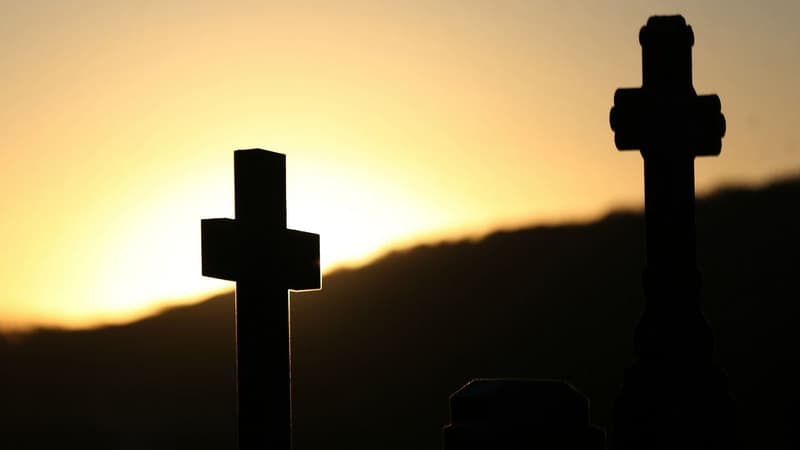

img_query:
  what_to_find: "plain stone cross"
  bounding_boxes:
[201,149,320,450]
[609,16,732,449]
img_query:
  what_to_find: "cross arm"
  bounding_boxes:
[201,219,321,290]
[285,229,321,291]
[610,88,725,156]
[202,218,239,281]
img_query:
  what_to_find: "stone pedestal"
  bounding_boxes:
[443,379,605,449]
[611,270,736,449]
[613,363,735,450]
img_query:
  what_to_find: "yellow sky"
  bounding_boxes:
[1,1,799,330]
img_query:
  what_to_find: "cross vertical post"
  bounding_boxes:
[201,149,321,450]
[609,16,733,449]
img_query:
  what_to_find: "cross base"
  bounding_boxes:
[615,269,735,449]
[613,363,735,450]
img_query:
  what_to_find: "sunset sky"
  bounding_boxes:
[1,0,798,329]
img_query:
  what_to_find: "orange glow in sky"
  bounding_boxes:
[2,1,799,329]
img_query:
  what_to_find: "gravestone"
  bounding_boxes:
[609,16,734,449]
[201,149,320,450]
[443,379,605,449]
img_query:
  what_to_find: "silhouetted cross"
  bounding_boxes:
[202,149,320,450]
[610,15,725,277]
[609,16,733,450]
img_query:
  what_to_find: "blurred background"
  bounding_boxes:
[2,1,799,449]
[1,0,798,329]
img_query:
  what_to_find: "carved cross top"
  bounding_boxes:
[610,16,725,156]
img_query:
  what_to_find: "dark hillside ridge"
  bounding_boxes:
[2,176,799,449]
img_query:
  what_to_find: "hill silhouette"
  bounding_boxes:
[2,176,800,449]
